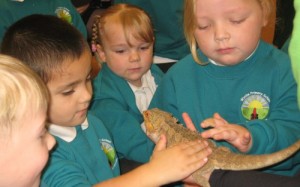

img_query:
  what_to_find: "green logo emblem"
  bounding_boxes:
[101,139,117,167]
[55,7,72,24]
[241,92,270,120]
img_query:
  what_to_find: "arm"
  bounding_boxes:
[95,135,211,187]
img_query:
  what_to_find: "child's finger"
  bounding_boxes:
[213,113,228,124]
[153,134,167,152]
[178,140,209,154]
[183,112,197,131]
[201,118,216,128]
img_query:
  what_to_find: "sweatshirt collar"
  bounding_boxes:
[48,118,89,142]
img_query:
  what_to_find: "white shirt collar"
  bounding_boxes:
[128,70,157,113]
[48,118,89,142]
[128,70,156,91]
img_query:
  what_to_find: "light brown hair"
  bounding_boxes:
[91,3,154,51]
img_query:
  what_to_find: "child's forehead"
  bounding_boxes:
[195,0,260,17]
[102,21,153,46]
[48,51,92,83]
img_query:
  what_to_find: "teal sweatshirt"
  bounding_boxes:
[42,113,119,186]
[150,40,300,176]
[90,63,163,162]
[0,0,87,43]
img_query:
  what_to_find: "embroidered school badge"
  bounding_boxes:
[241,92,270,120]
[100,139,117,168]
[55,7,72,24]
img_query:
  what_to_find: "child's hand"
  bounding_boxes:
[201,113,252,153]
[149,134,212,185]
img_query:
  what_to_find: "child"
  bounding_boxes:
[1,14,211,186]
[113,0,189,72]
[0,54,56,187]
[150,0,300,177]
[90,4,163,169]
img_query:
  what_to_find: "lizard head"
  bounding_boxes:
[143,108,173,143]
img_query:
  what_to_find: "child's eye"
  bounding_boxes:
[62,89,75,96]
[115,49,126,54]
[230,18,245,24]
[197,25,209,30]
[140,45,151,51]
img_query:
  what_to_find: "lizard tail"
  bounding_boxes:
[213,140,300,170]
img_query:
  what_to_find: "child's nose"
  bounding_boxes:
[214,24,230,42]
[129,51,140,62]
[83,83,92,103]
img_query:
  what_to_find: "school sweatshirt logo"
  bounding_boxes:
[241,92,270,120]
[55,7,72,24]
[100,139,117,168]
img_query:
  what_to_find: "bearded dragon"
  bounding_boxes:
[143,108,300,187]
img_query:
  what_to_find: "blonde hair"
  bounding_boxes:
[183,0,274,65]
[91,3,154,50]
[0,54,49,130]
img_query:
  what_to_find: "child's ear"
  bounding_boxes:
[261,1,273,27]
[95,44,106,62]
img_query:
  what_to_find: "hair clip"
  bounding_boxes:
[91,44,97,52]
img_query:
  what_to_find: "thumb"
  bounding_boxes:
[153,134,167,152]
[242,132,251,145]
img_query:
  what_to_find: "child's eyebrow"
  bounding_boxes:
[56,80,81,91]
[55,65,92,91]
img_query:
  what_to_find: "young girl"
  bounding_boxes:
[0,54,56,187]
[150,0,300,177]
[90,4,163,171]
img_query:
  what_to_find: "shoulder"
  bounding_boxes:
[151,63,164,76]
[150,64,164,82]
[167,53,201,75]
[87,112,109,131]
[93,63,130,91]
[260,41,291,69]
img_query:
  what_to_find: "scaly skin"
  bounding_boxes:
[143,108,300,187]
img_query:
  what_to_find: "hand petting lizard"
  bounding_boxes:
[200,113,252,153]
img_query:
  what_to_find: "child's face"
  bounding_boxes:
[194,0,267,65]
[47,49,93,126]
[0,110,56,187]
[98,21,154,87]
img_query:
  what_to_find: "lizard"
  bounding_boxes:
[143,108,300,187]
